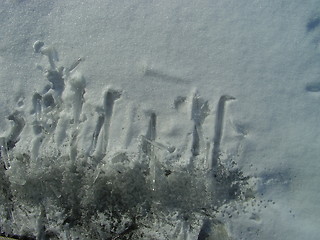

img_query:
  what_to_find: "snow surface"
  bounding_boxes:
[1,0,320,239]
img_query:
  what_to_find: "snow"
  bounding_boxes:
[1,0,320,239]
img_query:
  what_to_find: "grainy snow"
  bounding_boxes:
[1,0,320,239]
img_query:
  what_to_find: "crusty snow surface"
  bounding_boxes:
[1,0,320,239]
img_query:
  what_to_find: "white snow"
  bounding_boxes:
[1,0,320,239]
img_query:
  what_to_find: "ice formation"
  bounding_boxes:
[0,43,259,240]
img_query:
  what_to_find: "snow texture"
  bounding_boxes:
[1,0,320,239]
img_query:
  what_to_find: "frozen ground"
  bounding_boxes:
[1,0,320,239]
